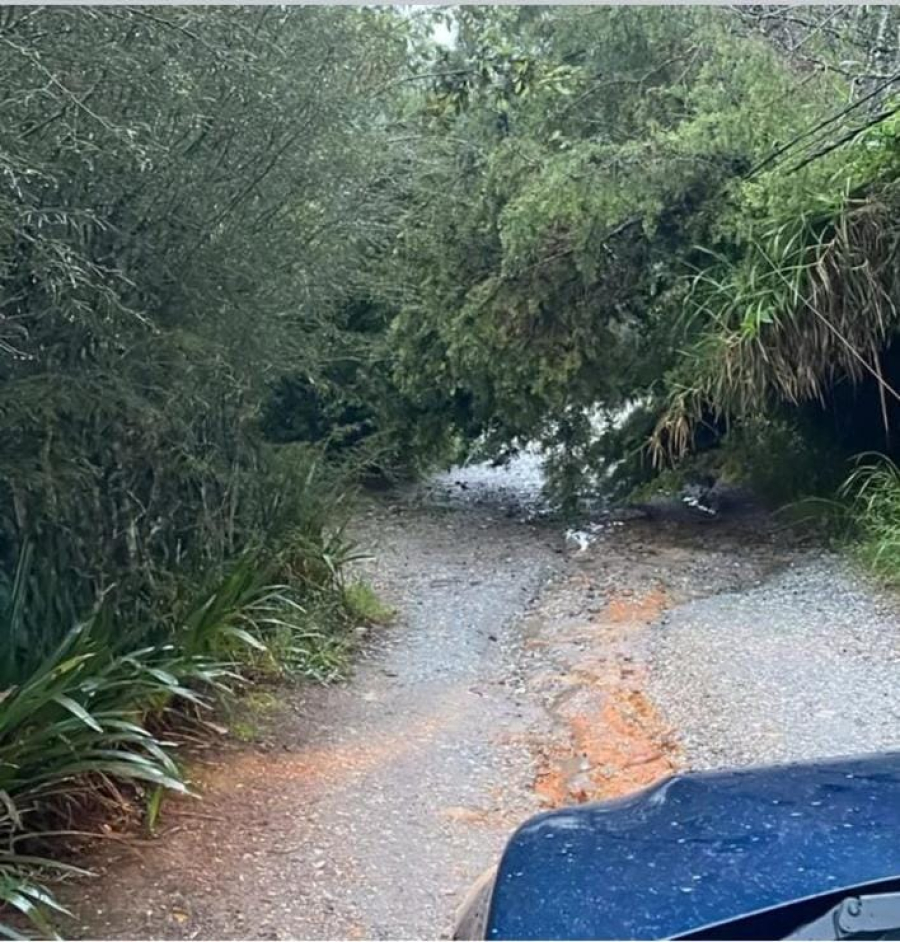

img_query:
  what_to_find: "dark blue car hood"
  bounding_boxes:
[486,752,900,940]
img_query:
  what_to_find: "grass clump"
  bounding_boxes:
[343,581,394,626]
[227,690,283,743]
[841,454,900,583]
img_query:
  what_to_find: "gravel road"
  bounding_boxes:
[67,497,564,940]
[649,553,900,769]
[63,459,900,939]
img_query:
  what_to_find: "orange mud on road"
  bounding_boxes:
[526,585,678,807]
[64,501,788,940]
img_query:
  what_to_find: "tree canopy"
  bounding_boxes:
[372,6,900,504]
[4,6,900,930]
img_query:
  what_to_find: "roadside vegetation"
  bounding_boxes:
[0,7,402,934]
[2,5,900,935]
[840,457,900,585]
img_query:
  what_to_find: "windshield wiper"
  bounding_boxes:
[671,876,900,940]
[789,892,900,940]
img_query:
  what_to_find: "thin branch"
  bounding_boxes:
[0,34,116,133]
[786,101,900,175]
[745,65,900,179]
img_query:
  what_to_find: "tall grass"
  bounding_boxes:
[653,192,900,464]
[841,454,900,582]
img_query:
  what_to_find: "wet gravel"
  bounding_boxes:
[649,553,900,769]
[67,498,564,941]
[61,454,900,940]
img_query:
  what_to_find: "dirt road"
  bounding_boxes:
[65,466,900,939]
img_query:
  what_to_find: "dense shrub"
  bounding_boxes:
[0,8,402,933]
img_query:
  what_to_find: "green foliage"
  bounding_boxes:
[0,8,403,933]
[0,596,203,935]
[0,4,407,642]
[379,6,863,503]
[841,456,900,583]
[0,527,373,934]
[343,581,394,626]
[654,165,900,463]
[360,7,900,510]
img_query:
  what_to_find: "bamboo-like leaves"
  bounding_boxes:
[653,194,900,462]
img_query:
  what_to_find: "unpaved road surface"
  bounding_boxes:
[65,465,900,940]
[67,498,563,940]
[650,555,900,768]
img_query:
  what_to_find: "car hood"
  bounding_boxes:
[486,752,900,940]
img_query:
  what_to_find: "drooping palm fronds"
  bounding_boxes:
[653,188,900,462]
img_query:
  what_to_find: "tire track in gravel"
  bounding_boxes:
[65,499,565,940]
[62,462,900,941]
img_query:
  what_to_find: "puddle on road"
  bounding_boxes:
[414,447,549,519]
